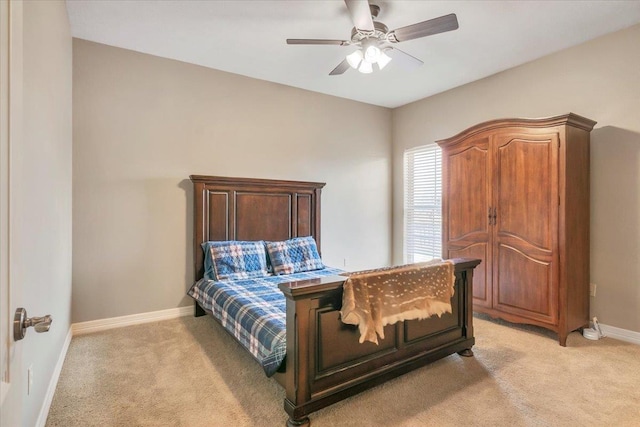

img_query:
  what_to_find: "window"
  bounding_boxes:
[403,143,442,263]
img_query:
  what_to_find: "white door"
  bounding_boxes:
[1,0,23,425]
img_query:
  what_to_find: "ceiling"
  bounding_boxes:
[66,1,640,108]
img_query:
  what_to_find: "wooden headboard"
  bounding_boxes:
[190,175,325,280]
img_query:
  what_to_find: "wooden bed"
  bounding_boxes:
[190,175,480,427]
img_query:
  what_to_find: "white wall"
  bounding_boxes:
[16,1,72,425]
[72,40,392,322]
[392,24,640,333]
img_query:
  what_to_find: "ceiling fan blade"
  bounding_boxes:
[389,13,459,43]
[344,0,374,31]
[287,39,349,46]
[385,48,424,70]
[329,58,351,76]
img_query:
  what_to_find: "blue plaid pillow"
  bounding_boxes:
[266,236,324,275]
[202,241,269,281]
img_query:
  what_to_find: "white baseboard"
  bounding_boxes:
[36,326,72,427]
[71,306,193,336]
[600,323,640,345]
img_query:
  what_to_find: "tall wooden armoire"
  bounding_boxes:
[437,113,596,346]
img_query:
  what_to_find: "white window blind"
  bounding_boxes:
[404,143,442,263]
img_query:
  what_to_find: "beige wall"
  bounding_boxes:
[74,24,639,333]
[392,24,640,332]
[17,0,73,424]
[72,40,392,322]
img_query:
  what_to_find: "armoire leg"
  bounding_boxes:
[558,332,568,347]
[457,348,474,357]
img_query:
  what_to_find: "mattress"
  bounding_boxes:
[188,267,344,376]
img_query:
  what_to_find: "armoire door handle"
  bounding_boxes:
[488,207,497,225]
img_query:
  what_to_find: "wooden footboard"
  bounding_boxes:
[278,258,480,426]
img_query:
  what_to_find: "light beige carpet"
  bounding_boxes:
[46,314,640,427]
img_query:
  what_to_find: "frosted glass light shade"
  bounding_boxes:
[377,51,392,69]
[363,45,381,63]
[346,50,363,69]
[358,61,373,74]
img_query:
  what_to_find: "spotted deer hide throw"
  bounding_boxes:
[340,260,455,345]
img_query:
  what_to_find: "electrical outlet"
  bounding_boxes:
[343,258,347,267]
[27,365,33,395]
[590,283,597,297]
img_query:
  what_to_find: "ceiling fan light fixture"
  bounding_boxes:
[346,50,363,69]
[346,43,392,74]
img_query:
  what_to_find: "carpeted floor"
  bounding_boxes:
[46,314,640,427]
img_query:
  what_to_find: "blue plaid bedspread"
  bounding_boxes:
[188,267,345,377]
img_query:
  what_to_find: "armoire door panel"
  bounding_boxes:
[447,243,490,308]
[493,234,553,259]
[494,135,558,251]
[446,143,490,242]
[493,244,557,324]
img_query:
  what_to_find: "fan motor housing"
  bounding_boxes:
[350,21,389,43]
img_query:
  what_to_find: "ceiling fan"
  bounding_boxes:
[286,0,459,75]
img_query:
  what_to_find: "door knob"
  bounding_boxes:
[13,308,53,341]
